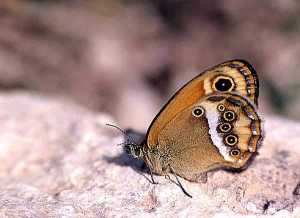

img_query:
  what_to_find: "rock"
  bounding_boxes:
[0,92,299,217]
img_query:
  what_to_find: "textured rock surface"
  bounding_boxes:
[0,92,299,217]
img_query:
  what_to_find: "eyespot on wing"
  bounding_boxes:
[200,92,263,168]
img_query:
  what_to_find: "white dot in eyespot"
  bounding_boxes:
[192,107,204,117]
[217,104,225,112]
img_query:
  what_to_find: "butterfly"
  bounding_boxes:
[113,59,263,197]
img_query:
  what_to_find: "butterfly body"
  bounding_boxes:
[125,60,263,183]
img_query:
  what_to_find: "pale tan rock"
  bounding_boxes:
[0,92,299,217]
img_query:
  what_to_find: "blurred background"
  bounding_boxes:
[0,0,300,131]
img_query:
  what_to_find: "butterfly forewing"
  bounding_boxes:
[146,60,259,150]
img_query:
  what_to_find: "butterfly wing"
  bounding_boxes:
[146,60,259,148]
[156,92,263,182]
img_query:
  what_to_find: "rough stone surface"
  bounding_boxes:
[0,92,299,218]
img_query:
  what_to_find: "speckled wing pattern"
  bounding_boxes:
[143,60,263,181]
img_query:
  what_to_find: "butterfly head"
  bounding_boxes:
[123,141,144,159]
[106,124,145,159]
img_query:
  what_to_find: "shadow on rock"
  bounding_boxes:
[103,128,152,176]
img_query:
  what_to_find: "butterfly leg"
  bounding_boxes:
[143,156,158,184]
[149,168,157,184]
[168,165,192,198]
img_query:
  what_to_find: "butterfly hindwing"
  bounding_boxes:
[155,92,263,182]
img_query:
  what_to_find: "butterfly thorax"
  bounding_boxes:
[143,141,170,175]
[123,140,167,174]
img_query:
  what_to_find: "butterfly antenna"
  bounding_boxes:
[168,165,192,198]
[105,123,138,146]
[106,124,157,184]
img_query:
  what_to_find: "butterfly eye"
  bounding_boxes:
[218,123,232,133]
[192,107,205,117]
[230,149,241,157]
[217,104,225,112]
[223,110,236,122]
[213,76,234,92]
[224,134,238,146]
